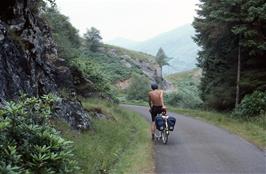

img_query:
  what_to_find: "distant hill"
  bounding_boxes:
[107,24,199,75]
[166,68,202,87]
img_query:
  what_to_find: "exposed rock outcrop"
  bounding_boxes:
[0,0,91,129]
[54,99,90,130]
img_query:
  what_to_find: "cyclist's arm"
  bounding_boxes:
[148,93,152,108]
[160,90,166,108]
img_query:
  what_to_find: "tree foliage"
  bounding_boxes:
[233,91,266,118]
[0,95,79,173]
[193,0,266,110]
[165,79,202,109]
[155,48,169,87]
[84,27,103,52]
[127,74,150,101]
[155,48,169,68]
[44,7,81,62]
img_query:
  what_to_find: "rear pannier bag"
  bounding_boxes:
[155,116,165,131]
[167,116,176,131]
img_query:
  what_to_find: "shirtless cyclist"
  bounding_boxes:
[148,83,166,139]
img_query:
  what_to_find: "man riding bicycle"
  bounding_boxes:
[148,83,166,140]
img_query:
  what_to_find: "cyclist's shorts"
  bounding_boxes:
[150,106,163,121]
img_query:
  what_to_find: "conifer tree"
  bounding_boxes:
[155,48,169,81]
[193,0,266,110]
[84,27,103,52]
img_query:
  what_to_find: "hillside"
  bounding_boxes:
[166,68,202,87]
[80,44,161,90]
[107,24,199,74]
[165,68,202,108]
[45,7,164,95]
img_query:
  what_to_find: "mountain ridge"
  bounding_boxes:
[107,24,199,75]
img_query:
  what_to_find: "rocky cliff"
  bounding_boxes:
[0,0,91,129]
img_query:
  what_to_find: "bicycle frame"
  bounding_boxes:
[154,114,170,144]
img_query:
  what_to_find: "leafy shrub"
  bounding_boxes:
[233,91,266,118]
[44,7,81,62]
[71,57,111,93]
[0,95,79,173]
[166,91,202,109]
[165,80,202,109]
[126,74,150,101]
[71,57,120,103]
[82,52,133,83]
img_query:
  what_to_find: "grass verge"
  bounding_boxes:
[55,99,154,174]
[120,99,149,107]
[169,107,266,149]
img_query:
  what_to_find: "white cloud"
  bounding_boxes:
[56,0,199,41]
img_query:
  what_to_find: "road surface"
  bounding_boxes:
[122,105,266,174]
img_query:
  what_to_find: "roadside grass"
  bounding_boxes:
[169,107,266,149]
[119,98,149,107]
[54,99,154,174]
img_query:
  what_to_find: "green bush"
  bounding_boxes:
[44,7,81,62]
[165,91,202,109]
[81,52,133,83]
[71,57,111,93]
[165,80,202,109]
[126,74,150,101]
[233,91,266,118]
[0,95,79,173]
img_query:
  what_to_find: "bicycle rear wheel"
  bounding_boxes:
[162,130,168,144]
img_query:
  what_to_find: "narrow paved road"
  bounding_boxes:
[122,105,266,174]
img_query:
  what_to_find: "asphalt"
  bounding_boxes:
[121,105,266,174]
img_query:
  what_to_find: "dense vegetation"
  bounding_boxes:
[44,8,110,95]
[44,7,157,96]
[233,91,266,118]
[166,69,203,108]
[193,0,266,111]
[0,95,78,173]
[126,74,150,101]
[44,7,81,63]
[78,51,137,83]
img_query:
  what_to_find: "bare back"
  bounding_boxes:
[149,90,164,107]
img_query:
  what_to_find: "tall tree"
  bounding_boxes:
[84,27,103,52]
[236,36,241,107]
[193,0,266,110]
[155,48,169,83]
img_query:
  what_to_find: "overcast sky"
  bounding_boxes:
[56,0,199,42]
